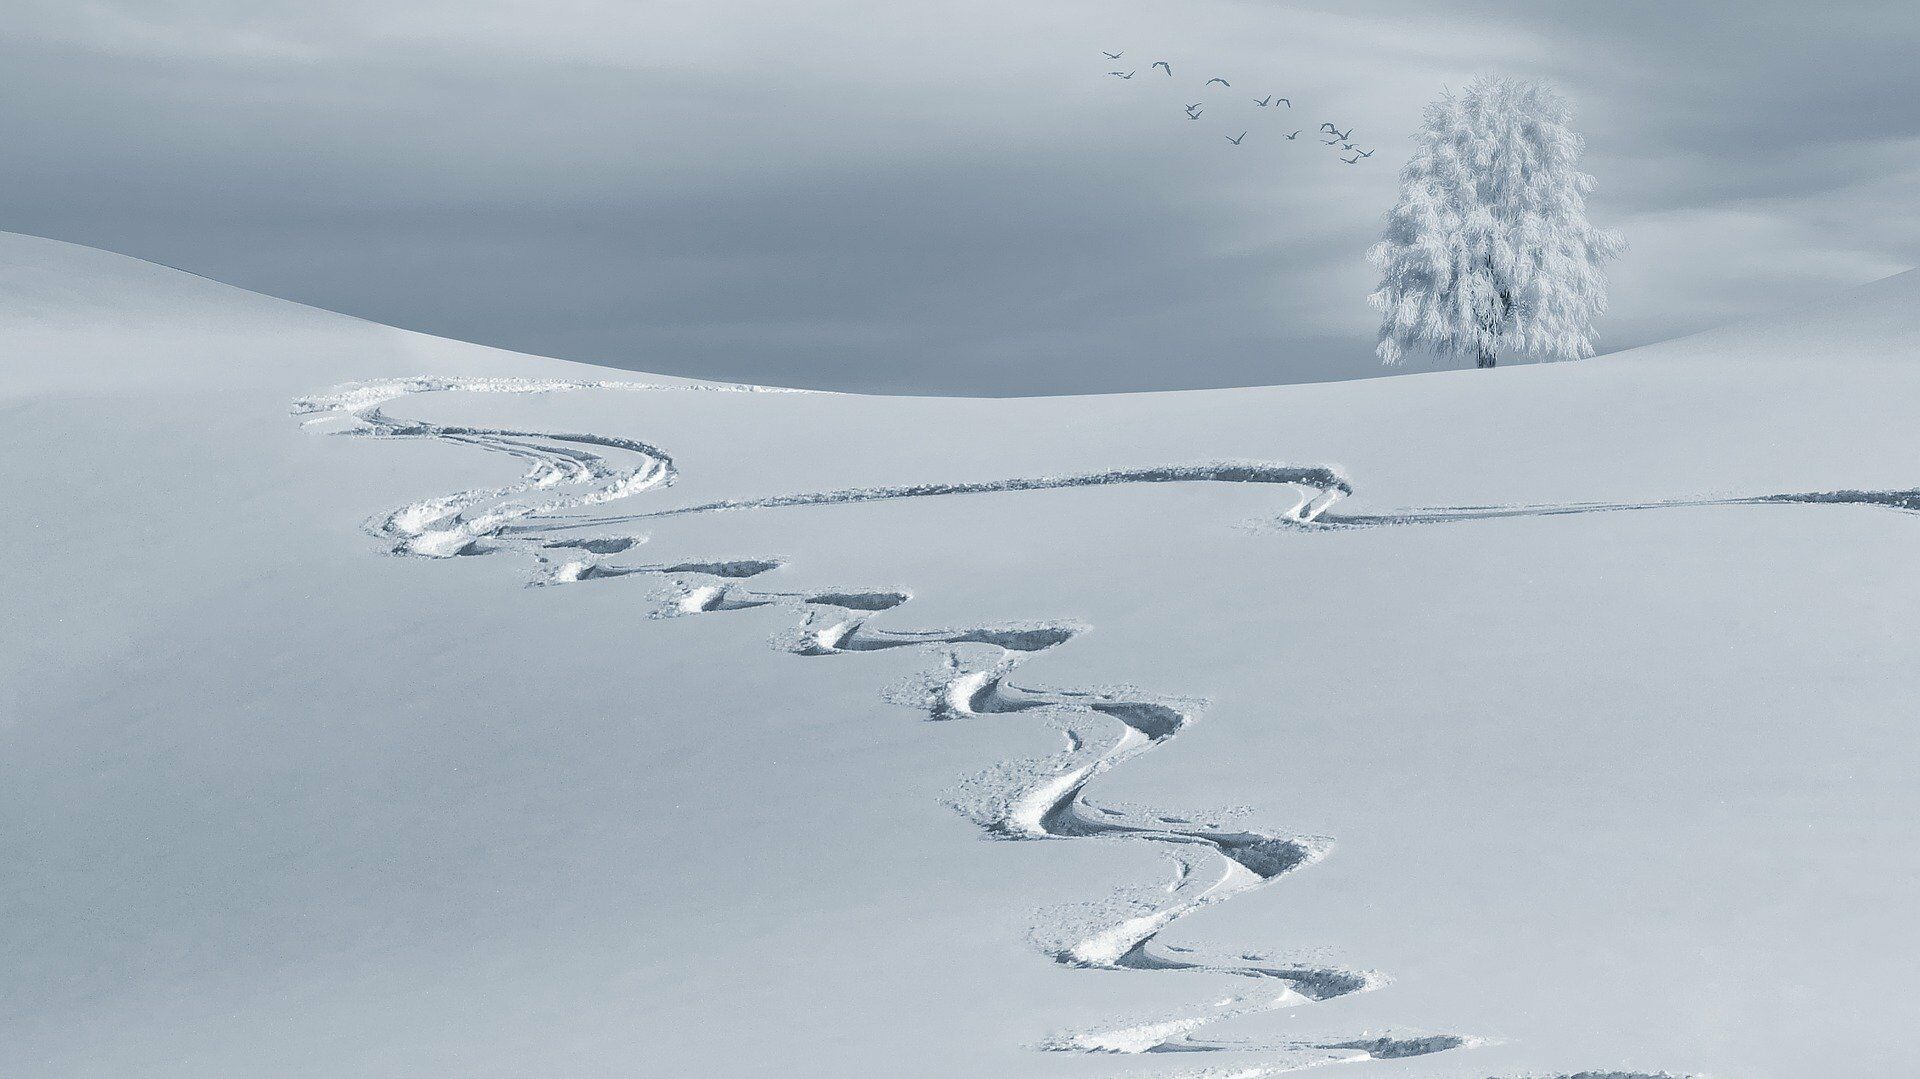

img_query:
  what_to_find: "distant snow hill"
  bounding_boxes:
[7,231,1919,1078]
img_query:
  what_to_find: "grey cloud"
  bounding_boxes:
[4,0,1915,393]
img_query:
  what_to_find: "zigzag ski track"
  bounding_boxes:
[297,375,1838,1077]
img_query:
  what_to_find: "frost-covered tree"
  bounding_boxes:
[1369,77,1624,368]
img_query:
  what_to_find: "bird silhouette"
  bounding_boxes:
[1153,61,1172,75]
[1108,70,1136,79]
[1187,110,1203,120]
[1226,131,1246,145]
[1255,96,1272,107]
[1185,102,1202,112]
[1342,152,1362,164]
[1319,122,1339,133]
[1328,125,1354,140]
[1103,51,1123,59]
[1353,149,1374,158]
[1276,97,1291,107]
[1283,130,1300,140]
[1206,77,1231,87]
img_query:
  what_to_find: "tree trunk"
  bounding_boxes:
[1475,285,1508,369]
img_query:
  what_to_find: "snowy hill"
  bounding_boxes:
[7,231,1920,1078]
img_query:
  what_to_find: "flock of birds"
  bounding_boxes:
[1100,50,1374,163]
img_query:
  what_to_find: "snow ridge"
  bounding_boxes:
[297,377,1690,1076]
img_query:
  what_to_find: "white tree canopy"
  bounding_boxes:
[1369,77,1625,367]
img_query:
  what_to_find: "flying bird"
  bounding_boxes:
[1103,51,1123,59]
[1342,152,1362,164]
[1226,131,1246,145]
[1319,122,1339,133]
[1255,96,1272,107]
[1328,126,1354,141]
[1187,110,1203,120]
[1206,77,1231,87]
[1283,130,1300,140]
[1185,102,1202,112]
[1108,70,1136,79]
[1153,61,1172,75]
[1276,98,1291,107]
[1353,149,1374,158]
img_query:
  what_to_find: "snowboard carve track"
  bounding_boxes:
[299,377,1716,1075]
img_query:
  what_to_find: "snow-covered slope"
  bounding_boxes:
[7,231,1920,1078]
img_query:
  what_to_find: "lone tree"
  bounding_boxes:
[1369,76,1624,369]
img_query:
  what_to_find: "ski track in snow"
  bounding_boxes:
[298,376,1737,1077]
[1288,489,1920,531]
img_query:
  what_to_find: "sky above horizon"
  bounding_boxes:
[5,1,1919,394]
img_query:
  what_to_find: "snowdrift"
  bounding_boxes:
[6,231,1919,1078]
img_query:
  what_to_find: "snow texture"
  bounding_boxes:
[9,231,1920,1077]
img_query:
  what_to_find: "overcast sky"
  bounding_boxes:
[6,1,1918,393]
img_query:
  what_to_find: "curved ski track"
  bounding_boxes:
[299,377,1728,1077]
